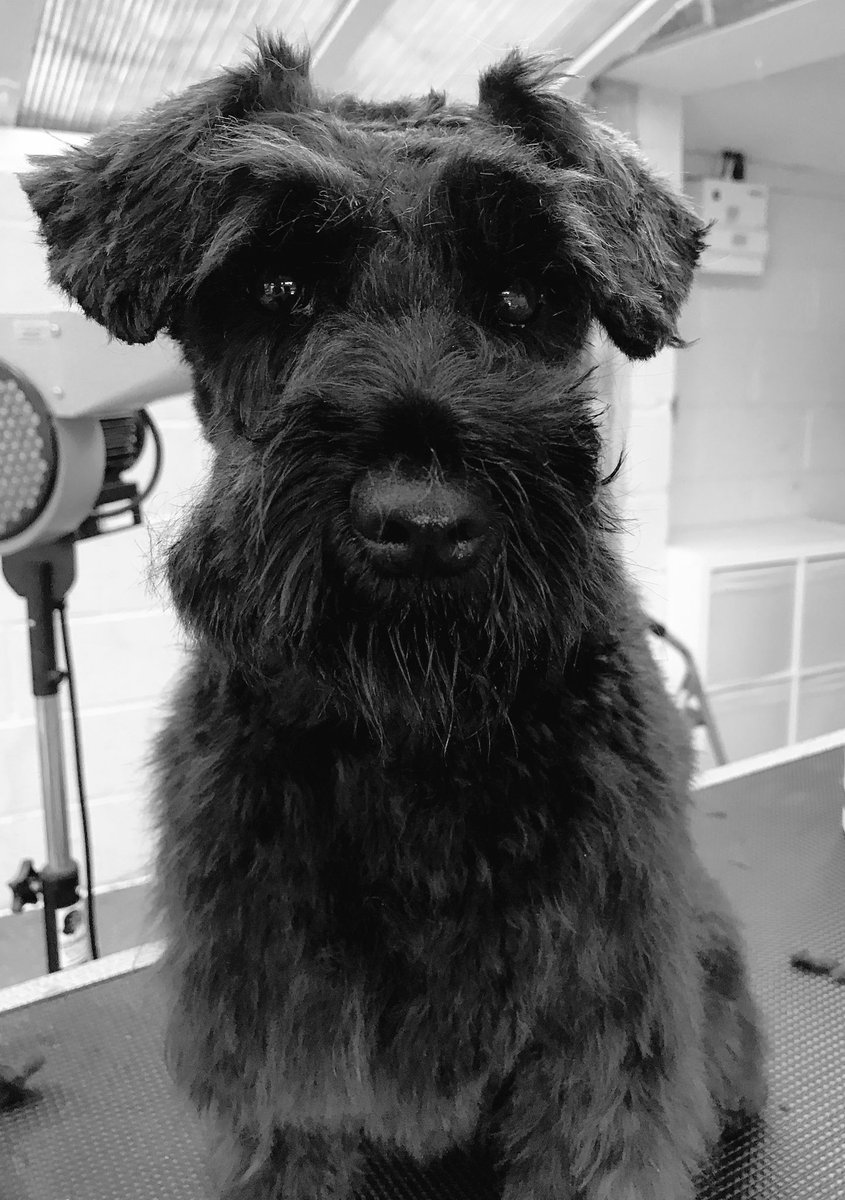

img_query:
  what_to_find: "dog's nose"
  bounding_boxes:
[350,471,490,577]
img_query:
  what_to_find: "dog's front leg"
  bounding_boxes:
[216,1125,363,1200]
[493,1022,716,1200]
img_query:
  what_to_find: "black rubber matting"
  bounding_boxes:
[1,746,843,1199]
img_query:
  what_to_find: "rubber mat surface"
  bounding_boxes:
[1,746,843,1199]
[692,747,845,1199]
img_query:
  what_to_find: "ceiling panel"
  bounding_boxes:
[640,0,799,53]
[19,0,337,130]
[14,0,648,131]
[317,0,597,101]
[610,0,845,94]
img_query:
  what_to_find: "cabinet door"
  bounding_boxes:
[709,681,791,760]
[796,670,845,740]
[801,556,845,669]
[707,565,795,686]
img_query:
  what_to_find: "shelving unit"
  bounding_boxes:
[666,519,845,762]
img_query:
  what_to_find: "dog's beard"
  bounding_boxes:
[300,546,587,751]
[325,605,526,751]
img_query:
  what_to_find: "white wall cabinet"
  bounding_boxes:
[666,520,845,761]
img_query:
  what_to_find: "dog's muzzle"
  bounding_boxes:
[350,469,490,578]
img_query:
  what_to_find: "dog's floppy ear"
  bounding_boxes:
[478,52,706,360]
[20,35,313,344]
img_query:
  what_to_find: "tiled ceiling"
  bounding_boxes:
[20,0,334,129]
[639,0,801,52]
[312,0,645,102]
[13,0,689,132]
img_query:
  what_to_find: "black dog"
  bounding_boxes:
[24,37,766,1200]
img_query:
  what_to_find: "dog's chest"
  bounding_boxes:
[315,748,570,980]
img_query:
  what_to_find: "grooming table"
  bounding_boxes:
[2,734,844,1200]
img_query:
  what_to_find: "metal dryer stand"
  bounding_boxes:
[3,538,94,974]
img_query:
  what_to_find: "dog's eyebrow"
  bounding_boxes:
[430,147,619,294]
[437,143,565,205]
[432,148,565,262]
[194,125,367,194]
[189,127,369,287]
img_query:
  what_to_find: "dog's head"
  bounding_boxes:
[24,37,705,742]
[23,38,703,358]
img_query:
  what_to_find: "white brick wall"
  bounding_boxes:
[672,157,845,531]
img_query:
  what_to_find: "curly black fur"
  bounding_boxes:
[24,35,765,1200]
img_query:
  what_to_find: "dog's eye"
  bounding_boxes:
[258,276,312,316]
[493,280,542,326]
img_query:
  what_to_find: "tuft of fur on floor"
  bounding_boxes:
[0,1053,44,1110]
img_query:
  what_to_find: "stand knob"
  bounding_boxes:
[9,859,41,912]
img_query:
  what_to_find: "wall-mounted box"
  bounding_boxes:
[687,178,770,276]
[689,178,769,230]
